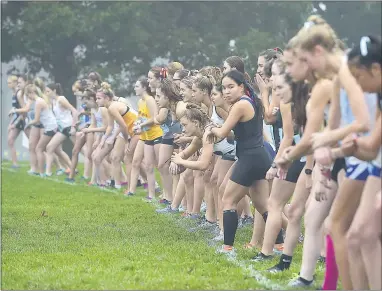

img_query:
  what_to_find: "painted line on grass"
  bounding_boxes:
[3,166,284,290]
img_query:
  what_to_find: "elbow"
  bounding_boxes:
[356,121,370,133]
[199,162,209,171]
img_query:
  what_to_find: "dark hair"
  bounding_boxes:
[47,83,63,95]
[264,57,285,78]
[149,67,163,79]
[213,82,223,94]
[83,88,97,101]
[285,74,311,128]
[88,72,102,85]
[223,70,264,119]
[348,35,382,68]
[18,74,32,83]
[225,56,245,74]
[137,76,153,96]
[158,78,182,103]
[259,48,283,62]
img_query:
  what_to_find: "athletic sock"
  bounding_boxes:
[322,234,338,290]
[223,210,238,246]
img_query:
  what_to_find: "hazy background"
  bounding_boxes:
[2,1,381,161]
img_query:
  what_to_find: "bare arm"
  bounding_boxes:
[175,133,214,171]
[140,97,157,128]
[85,108,108,133]
[315,63,370,148]
[179,137,203,160]
[154,108,169,125]
[210,101,246,139]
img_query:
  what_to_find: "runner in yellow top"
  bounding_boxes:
[127,74,164,201]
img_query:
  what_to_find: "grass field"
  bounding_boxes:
[2,162,325,290]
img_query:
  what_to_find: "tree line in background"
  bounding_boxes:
[2,1,381,103]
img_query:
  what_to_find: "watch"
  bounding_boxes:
[271,162,277,169]
[305,169,313,175]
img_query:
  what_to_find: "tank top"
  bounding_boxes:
[39,98,57,131]
[53,98,73,129]
[137,98,163,141]
[12,90,21,109]
[340,89,378,165]
[233,96,263,156]
[28,100,36,121]
[121,105,138,136]
[161,111,182,140]
[211,105,236,155]
[92,108,103,128]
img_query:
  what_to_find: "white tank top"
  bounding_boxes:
[92,107,103,128]
[39,99,57,131]
[340,89,378,166]
[210,105,236,155]
[53,97,73,129]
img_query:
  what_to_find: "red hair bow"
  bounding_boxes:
[160,68,167,80]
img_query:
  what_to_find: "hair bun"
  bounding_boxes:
[101,82,111,90]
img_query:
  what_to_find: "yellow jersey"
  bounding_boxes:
[122,106,138,137]
[138,98,163,141]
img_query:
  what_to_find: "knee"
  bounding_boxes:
[183,174,194,186]
[29,142,37,152]
[111,154,121,164]
[203,173,212,184]
[222,194,236,210]
[132,158,141,168]
[267,197,283,213]
[46,144,55,154]
[346,227,363,251]
[287,204,304,224]
[210,174,218,186]
[144,162,154,173]
[157,161,168,171]
[218,183,226,198]
[7,140,13,148]
[347,222,374,248]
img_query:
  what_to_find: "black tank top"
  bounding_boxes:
[378,93,382,110]
[233,96,263,155]
[12,90,21,109]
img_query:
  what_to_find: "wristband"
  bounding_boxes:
[271,162,277,169]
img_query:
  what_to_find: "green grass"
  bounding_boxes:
[2,162,324,290]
